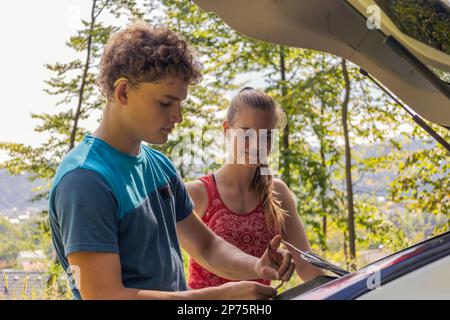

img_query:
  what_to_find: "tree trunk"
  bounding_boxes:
[343,230,349,269]
[68,0,98,151]
[341,59,356,263]
[322,216,327,253]
[319,101,328,253]
[279,45,290,187]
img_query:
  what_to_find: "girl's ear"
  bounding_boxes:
[223,120,229,134]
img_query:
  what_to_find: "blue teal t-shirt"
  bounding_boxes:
[48,134,193,299]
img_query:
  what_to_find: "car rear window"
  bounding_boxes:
[374,0,450,82]
[374,0,449,55]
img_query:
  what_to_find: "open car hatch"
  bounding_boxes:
[193,0,450,127]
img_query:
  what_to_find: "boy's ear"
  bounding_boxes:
[115,81,129,105]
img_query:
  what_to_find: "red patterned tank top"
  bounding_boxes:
[188,174,276,289]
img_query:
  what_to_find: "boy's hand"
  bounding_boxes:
[215,281,277,300]
[255,235,295,281]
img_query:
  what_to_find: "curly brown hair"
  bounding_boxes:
[97,22,202,100]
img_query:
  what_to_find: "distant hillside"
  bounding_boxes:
[0,139,435,217]
[349,139,435,197]
[0,170,47,217]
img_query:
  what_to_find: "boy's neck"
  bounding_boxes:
[93,109,142,156]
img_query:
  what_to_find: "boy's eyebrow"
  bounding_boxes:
[163,94,185,101]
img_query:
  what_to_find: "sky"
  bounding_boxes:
[0,0,267,163]
[0,1,96,161]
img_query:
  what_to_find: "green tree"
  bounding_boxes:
[391,127,450,235]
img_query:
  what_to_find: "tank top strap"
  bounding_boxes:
[198,174,218,221]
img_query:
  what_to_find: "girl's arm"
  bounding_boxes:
[185,180,208,219]
[274,179,328,282]
[176,209,293,282]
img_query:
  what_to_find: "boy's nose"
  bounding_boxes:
[171,105,183,124]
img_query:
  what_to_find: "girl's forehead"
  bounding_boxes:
[232,107,278,129]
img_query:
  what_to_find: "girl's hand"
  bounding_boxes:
[255,235,295,282]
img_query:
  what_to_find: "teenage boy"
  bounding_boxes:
[49,23,295,300]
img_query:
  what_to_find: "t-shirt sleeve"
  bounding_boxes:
[172,173,194,222]
[53,168,120,257]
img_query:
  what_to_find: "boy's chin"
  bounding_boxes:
[142,133,169,145]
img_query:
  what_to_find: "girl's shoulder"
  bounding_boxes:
[185,179,208,199]
[272,177,289,194]
[185,176,211,218]
[272,177,298,211]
